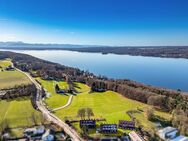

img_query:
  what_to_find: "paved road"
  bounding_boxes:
[17,69,84,141]
[52,95,73,111]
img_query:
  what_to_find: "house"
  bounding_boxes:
[55,84,67,94]
[119,120,135,130]
[42,134,54,141]
[24,126,45,136]
[5,65,15,71]
[0,91,6,99]
[42,129,54,141]
[158,127,179,140]
[36,126,45,135]
[100,124,117,133]
[80,119,96,129]
[129,131,145,141]
[24,127,36,136]
[57,89,66,94]
[170,135,188,141]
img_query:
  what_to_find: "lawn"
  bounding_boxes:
[0,59,12,68]
[55,90,147,123]
[0,97,42,128]
[36,78,70,110]
[54,83,172,136]
[36,78,172,136]
[0,59,31,89]
[74,82,90,93]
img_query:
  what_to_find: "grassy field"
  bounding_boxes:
[55,90,147,123]
[74,82,90,93]
[36,78,90,110]
[36,78,71,109]
[0,97,42,128]
[36,78,172,136]
[0,59,12,68]
[0,59,31,89]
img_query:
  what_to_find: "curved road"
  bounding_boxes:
[17,69,83,141]
[52,95,73,111]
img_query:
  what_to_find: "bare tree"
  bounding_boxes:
[86,108,94,119]
[77,108,86,119]
[145,107,154,121]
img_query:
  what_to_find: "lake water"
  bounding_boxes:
[1,49,188,92]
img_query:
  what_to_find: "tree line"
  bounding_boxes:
[0,84,37,100]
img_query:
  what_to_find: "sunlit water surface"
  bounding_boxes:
[1,49,188,92]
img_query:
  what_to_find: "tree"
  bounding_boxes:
[86,108,94,119]
[55,84,60,92]
[77,108,86,119]
[145,108,154,121]
[77,108,94,119]
[172,108,188,136]
[147,95,167,109]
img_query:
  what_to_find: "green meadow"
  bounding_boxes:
[0,97,42,128]
[36,78,70,109]
[36,78,90,110]
[0,59,31,89]
[36,78,172,136]
[55,90,146,122]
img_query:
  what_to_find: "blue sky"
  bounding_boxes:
[0,0,188,46]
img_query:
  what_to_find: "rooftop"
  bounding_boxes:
[158,126,178,134]
[170,135,188,141]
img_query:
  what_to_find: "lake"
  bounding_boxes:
[1,49,188,92]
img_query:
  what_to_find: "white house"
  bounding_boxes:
[170,135,188,141]
[158,127,179,140]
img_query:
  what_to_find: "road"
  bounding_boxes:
[52,95,73,111]
[17,69,84,141]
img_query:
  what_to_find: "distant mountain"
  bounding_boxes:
[1,41,188,59]
[0,41,104,49]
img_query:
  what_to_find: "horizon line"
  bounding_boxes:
[0,41,188,47]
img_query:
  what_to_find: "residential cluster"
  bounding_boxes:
[2,125,68,141]
[79,119,144,141]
